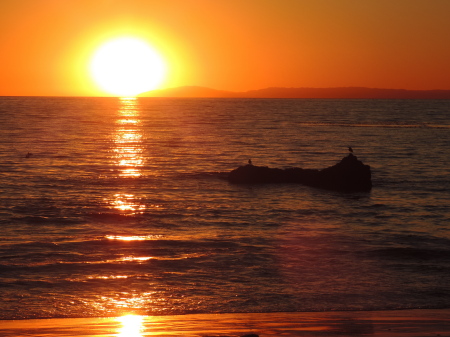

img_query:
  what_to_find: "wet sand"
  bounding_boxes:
[1,309,449,336]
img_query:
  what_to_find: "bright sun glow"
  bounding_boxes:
[118,314,144,337]
[90,37,166,96]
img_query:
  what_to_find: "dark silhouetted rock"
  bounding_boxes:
[227,154,372,191]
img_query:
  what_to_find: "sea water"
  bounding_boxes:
[0,97,449,320]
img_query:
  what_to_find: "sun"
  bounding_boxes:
[90,37,167,97]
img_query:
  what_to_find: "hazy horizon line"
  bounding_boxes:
[140,85,450,99]
[2,85,450,98]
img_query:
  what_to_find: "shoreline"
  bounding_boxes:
[1,309,449,336]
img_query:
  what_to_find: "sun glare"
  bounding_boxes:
[118,314,144,337]
[90,37,166,96]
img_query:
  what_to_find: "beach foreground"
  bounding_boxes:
[1,309,449,336]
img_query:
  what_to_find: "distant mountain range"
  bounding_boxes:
[141,86,450,99]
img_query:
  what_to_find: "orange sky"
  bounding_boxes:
[1,0,450,96]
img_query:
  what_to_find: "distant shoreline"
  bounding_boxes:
[141,86,450,99]
[2,87,450,99]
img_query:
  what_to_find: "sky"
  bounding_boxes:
[1,0,450,96]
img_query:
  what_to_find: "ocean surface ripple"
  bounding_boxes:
[0,97,449,319]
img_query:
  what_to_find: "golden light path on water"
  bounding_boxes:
[117,314,145,337]
[114,97,144,179]
[95,98,156,316]
[108,97,147,215]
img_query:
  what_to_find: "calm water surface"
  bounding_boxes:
[0,97,449,319]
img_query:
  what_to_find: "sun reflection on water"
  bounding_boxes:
[113,97,145,178]
[106,235,147,241]
[107,98,148,215]
[109,193,147,214]
[100,99,157,319]
[105,234,162,241]
[117,314,145,337]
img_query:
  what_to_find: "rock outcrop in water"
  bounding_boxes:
[227,154,372,191]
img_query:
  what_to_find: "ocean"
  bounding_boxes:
[0,97,449,320]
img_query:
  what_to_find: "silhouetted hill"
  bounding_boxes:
[141,86,450,99]
[142,86,236,98]
[244,87,450,99]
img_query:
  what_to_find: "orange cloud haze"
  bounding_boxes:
[1,0,450,96]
